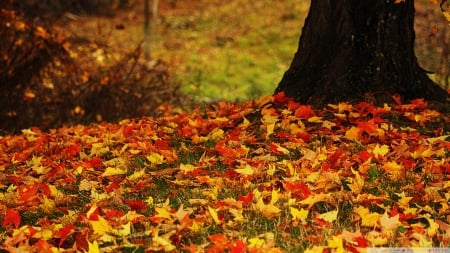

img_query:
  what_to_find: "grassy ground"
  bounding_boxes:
[1,95,449,252]
[58,0,448,105]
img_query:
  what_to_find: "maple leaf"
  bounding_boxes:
[208,206,221,225]
[3,208,21,228]
[380,212,400,232]
[229,239,248,253]
[54,224,76,247]
[354,206,381,227]
[290,207,308,223]
[87,240,100,253]
[327,236,345,253]
[318,210,338,223]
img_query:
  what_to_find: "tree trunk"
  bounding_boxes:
[275,0,448,107]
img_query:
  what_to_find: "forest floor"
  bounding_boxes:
[0,1,449,252]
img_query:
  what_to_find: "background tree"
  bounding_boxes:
[275,0,449,107]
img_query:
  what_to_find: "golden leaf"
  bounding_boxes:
[89,216,113,235]
[354,206,380,227]
[235,164,255,176]
[345,127,360,140]
[318,210,338,223]
[101,167,127,177]
[208,206,221,225]
[87,240,100,253]
[290,207,308,223]
[372,144,389,158]
[155,207,172,219]
[327,236,345,253]
[147,153,165,165]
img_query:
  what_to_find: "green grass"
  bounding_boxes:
[152,0,310,102]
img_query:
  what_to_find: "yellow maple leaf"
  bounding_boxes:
[127,169,145,181]
[207,128,224,141]
[366,231,388,246]
[155,206,172,219]
[180,163,196,173]
[253,198,280,218]
[235,164,255,176]
[41,195,56,214]
[318,210,338,223]
[116,222,131,236]
[101,167,127,177]
[354,206,381,227]
[382,161,403,179]
[290,207,308,223]
[327,236,345,253]
[397,195,413,208]
[208,206,221,225]
[89,216,113,236]
[87,240,100,253]
[425,216,439,237]
[147,153,165,164]
[372,144,389,158]
[345,126,360,140]
[248,237,265,248]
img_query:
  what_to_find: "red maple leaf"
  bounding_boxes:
[229,239,248,253]
[295,105,315,119]
[3,209,21,228]
[123,199,147,212]
[238,192,254,206]
[54,224,76,247]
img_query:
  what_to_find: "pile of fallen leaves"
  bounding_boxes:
[0,93,449,252]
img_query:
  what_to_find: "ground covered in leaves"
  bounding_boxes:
[0,94,449,252]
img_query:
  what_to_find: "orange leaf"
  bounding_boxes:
[230,239,248,253]
[295,105,315,119]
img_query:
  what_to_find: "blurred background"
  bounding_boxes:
[1,0,448,133]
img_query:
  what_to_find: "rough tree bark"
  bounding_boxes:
[275,0,448,107]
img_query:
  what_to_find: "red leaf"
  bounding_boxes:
[155,139,171,150]
[209,233,227,243]
[238,192,254,206]
[3,209,21,228]
[18,183,39,203]
[230,239,248,253]
[74,232,89,252]
[273,92,289,103]
[295,105,315,119]
[83,157,103,170]
[122,124,134,137]
[54,224,76,247]
[355,236,369,247]
[64,144,81,159]
[104,209,125,220]
[357,120,378,134]
[182,244,200,253]
[283,182,311,199]
[327,149,343,166]
[123,199,147,212]
[358,150,372,161]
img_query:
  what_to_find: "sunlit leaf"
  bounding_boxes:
[290,207,308,223]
